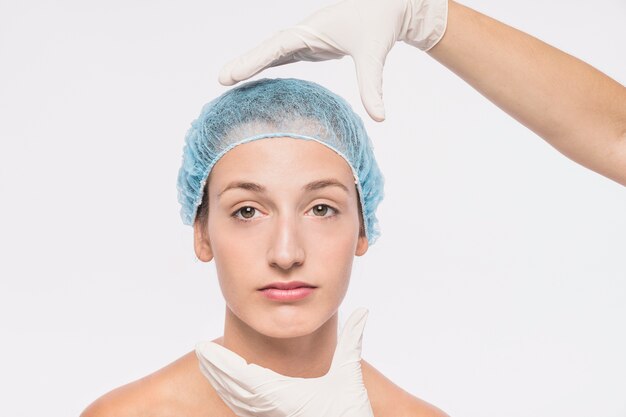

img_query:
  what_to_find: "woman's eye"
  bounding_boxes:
[307,204,337,218]
[232,206,261,222]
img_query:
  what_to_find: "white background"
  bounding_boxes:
[1,0,624,416]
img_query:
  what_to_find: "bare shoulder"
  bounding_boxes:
[361,359,450,417]
[80,350,228,417]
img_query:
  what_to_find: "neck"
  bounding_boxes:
[215,306,339,378]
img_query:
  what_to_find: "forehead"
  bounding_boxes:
[208,137,355,193]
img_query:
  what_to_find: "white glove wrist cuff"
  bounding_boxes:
[402,0,449,51]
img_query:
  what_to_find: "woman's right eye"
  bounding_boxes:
[231,206,261,222]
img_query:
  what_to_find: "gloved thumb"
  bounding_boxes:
[353,52,387,122]
[330,307,369,370]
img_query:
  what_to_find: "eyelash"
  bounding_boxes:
[230,204,339,223]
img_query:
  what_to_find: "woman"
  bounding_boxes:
[81,77,447,417]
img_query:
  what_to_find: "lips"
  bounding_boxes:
[258,281,317,291]
[258,281,318,302]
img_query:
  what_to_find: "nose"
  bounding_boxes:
[267,213,305,271]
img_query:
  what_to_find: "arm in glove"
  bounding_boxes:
[195,307,374,417]
[218,0,448,122]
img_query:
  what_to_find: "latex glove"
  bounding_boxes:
[218,0,448,122]
[195,307,373,417]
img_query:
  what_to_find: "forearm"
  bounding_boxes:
[426,0,626,185]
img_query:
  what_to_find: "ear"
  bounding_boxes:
[355,234,369,256]
[193,219,214,262]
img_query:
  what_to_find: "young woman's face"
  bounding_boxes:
[194,137,368,338]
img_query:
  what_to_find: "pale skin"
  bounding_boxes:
[81,1,625,416]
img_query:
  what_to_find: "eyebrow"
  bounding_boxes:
[217,178,350,198]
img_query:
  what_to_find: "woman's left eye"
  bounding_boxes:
[307,204,338,218]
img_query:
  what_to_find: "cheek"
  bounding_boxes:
[313,222,358,292]
[208,219,262,305]
[318,214,360,256]
[208,210,259,262]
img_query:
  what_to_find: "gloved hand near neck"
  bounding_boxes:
[195,307,374,417]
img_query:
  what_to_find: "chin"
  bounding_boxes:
[250,306,333,339]
[257,326,316,339]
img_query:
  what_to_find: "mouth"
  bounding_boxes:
[258,281,318,302]
[258,281,318,291]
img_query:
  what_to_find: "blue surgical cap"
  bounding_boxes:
[176,78,385,245]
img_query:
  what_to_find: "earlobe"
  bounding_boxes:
[193,220,214,262]
[355,234,369,256]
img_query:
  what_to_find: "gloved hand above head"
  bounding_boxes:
[218,0,449,122]
[195,307,374,417]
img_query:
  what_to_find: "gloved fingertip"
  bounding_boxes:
[218,74,234,86]
[230,65,255,84]
[365,101,386,122]
[218,66,236,86]
[372,107,386,122]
